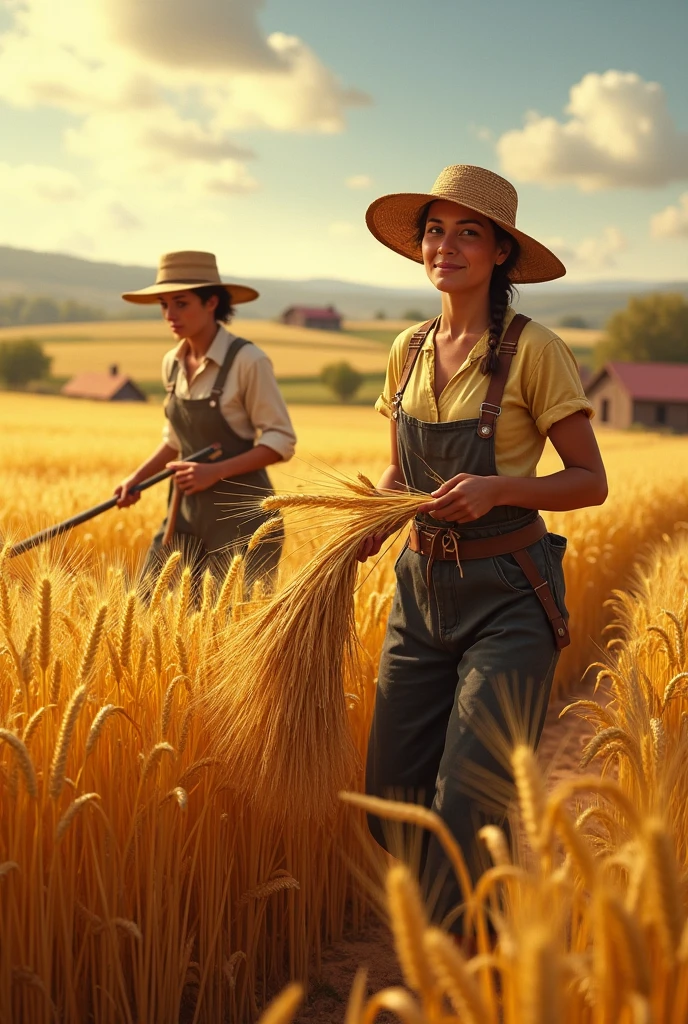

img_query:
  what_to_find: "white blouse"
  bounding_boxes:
[161,325,296,461]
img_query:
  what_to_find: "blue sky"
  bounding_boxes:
[0,0,686,289]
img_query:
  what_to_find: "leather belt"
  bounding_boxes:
[407,515,570,650]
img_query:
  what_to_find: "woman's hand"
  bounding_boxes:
[417,474,503,523]
[166,460,223,495]
[114,476,142,508]
[356,531,391,562]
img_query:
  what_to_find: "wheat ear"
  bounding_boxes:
[214,553,243,623]
[422,927,487,1023]
[37,577,51,672]
[239,875,300,904]
[85,704,127,757]
[478,824,512,866]
[150,551,182,615]
[0,729,37,798]
[49,684,87,799]
[340,791,473,904]
[49,659,62,704]
[385,865,435,1001]
[56,793,101,840]
[141,742,174,782]
[247,516,283,552]
[78,604,107,686]
[512,744,547,852]
[119,591,136,669]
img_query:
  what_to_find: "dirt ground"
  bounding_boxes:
[293,677,601,1023]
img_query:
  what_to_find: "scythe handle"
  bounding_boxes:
[8,443,223,559]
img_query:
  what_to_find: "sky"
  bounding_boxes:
[0,0,687,289]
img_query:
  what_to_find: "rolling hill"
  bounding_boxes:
[0,244,686,327]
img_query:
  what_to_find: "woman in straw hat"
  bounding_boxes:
[360,165,607,940]
[115,251,296,592]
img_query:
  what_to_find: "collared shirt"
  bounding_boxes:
[162,324,296,461]
[375,308,593,478]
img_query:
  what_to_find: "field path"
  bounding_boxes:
[293,672,600,1023]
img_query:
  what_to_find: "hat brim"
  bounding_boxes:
[366,193,566,284]
[121,281,259,305]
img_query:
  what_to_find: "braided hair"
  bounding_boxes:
[414,204,520,375]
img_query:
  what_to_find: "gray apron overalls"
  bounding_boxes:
[143,336,283,592]
[365,314,568,933]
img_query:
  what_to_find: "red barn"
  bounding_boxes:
[281,305,342,331]
[62,365,147,402]
[585,362,688,432]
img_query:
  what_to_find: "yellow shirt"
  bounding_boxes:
[375,308,593,478]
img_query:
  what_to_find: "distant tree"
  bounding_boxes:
[596,293,688,368]
[403,308,427,322]
[374,310,386,320]
[558,314,588,329]
[320,361,364,402]
[0,294,105,327]
[0,339,52,386]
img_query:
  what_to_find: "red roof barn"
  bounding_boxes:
[61,365,147,402]
[281,305,342,331]
[585,362,688,432]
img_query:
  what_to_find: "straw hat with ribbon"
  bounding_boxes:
[366,165,566,284]
[121,251,259,305]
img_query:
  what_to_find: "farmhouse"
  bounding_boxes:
[281,305,343,331]
[61,364,147,402]
[585,361,688,433]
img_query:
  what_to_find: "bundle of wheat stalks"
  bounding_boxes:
[205,477,429,824]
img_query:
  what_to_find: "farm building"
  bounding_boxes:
[61,364,147,402]
[281,305,343,330]
[585,361,688,432]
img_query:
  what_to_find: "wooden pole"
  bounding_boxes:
[8,443,222,559]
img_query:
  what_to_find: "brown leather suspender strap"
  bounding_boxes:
[391,317,439,420]
[476,313,531,438]
[511,548,570,650]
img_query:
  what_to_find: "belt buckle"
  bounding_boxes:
[479,402,502,417]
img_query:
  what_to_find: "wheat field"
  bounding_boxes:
[1,392,688,1022]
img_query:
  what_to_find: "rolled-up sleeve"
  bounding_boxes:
[526,338,594,436]
[240,353,296,461]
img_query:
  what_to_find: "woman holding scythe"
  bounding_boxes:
[115,251,296,591]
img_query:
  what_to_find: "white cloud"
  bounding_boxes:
[345,174,373,189]
[497,71,688,190]
[651,193,688,238]
[111,0,281,73]
[0,0,370,196]
[547,226,628,271]
[0,161,82,202]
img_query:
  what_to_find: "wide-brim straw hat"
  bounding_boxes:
[121,250,259,305]
[366,165,566,284]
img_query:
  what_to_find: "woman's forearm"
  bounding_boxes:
[131,443,179,483]
[495,467,608,512]
[376,463,407,491]
[216,444,282,480]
